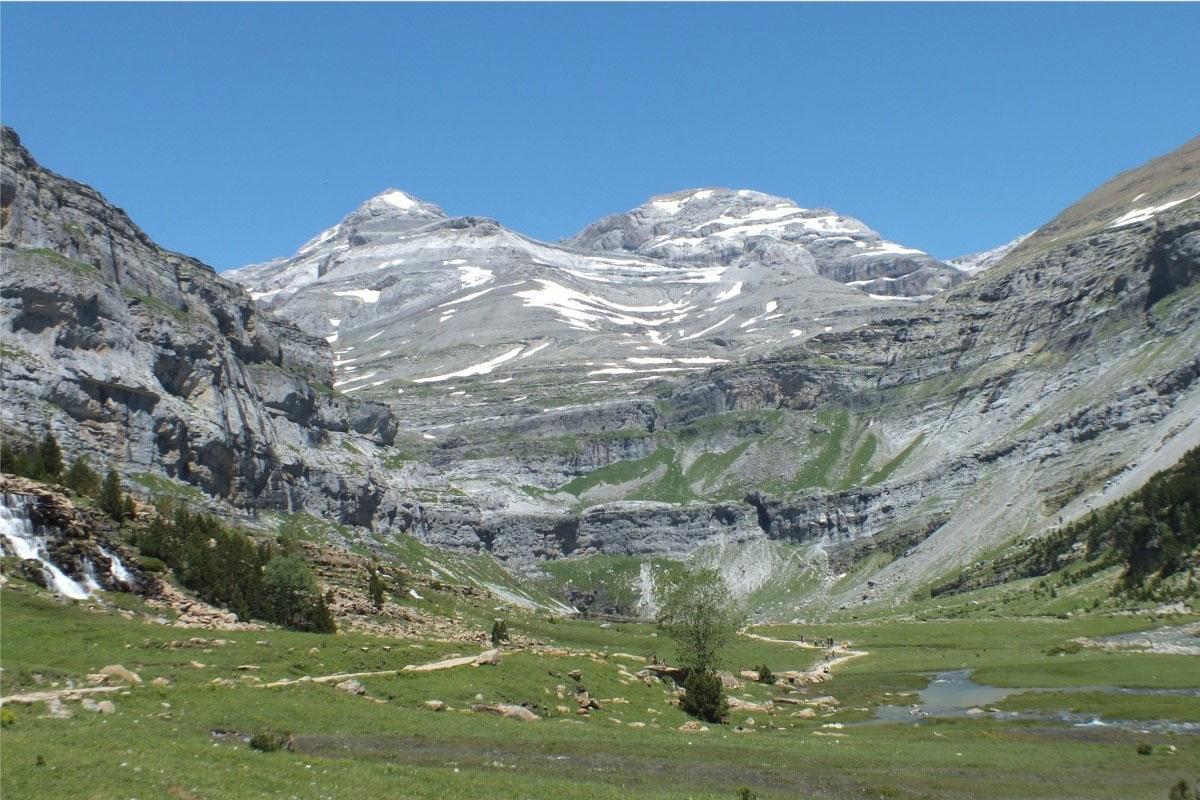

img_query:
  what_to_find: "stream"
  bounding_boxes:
[872,669,1200,735]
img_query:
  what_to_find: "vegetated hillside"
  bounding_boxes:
[933,446,1200,603]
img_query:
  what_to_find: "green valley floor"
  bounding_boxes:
[1,583,1198,800]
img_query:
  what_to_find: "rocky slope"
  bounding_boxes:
[0,127,406,529]
[565,187,963,297]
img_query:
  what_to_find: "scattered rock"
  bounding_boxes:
[335,679,366,696]
[235,665,261,672]
[151,677,171,688]
[677,720,709,733]
[567,669,582,681]
[96,700,116,714]
[424,700,446,712]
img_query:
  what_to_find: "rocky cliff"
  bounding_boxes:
[0,127,407,529]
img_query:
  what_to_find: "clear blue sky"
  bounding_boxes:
[3,3,1198,269]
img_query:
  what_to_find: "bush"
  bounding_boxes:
[249,730,289,752]
[490,619,509,646]
[754,663,775,684]
[1137,743,1153,756]
[137,555,167,573]
[681,669,728,723]
[1167,779,1198,800]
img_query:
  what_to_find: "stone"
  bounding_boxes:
[471,703,539,722]
[677,720,709,733]
[96,700,116,714]
[98,665,141,685]
[424,700,446,712]
[335,679,366,696]
[151,677,171,688]
[44,698,72,719]
[473,648,502,666]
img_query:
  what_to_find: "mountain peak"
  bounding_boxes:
[357,188,446,219]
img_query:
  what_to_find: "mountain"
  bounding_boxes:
[565,187,963,297]
[226,187,932,433]
[4,125,1199,620]
[946,232,1032,275]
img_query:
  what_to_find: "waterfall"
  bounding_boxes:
[0,492,93,600]
[99,546,133,584]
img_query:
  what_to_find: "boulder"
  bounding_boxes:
[471,703,539,721]
[335,679,366,696]
[98,665,141,684]
[473,648,502,666]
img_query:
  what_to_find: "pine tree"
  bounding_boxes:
[37,432,63,481]
[63,455,100,497]
[99,467,124,520]
[122,494,137,521]
[367,566,385,612]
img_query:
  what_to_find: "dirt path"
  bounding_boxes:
[742,631,868,681]
[255,648,502,689]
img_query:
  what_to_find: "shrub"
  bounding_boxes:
[1137,743,1153,756]
[249,730,289,752]
[491,619,509,646]
[754,663,775,684]
[681,669,728,723]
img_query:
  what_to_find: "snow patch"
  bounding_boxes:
[1109,191,1200,228]
[412,346,525,383]
[333,288,381,304]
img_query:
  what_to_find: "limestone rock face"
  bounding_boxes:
[0,127,404,529]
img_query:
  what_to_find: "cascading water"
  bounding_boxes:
[99,546,133,584]
[0,492,92,600]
